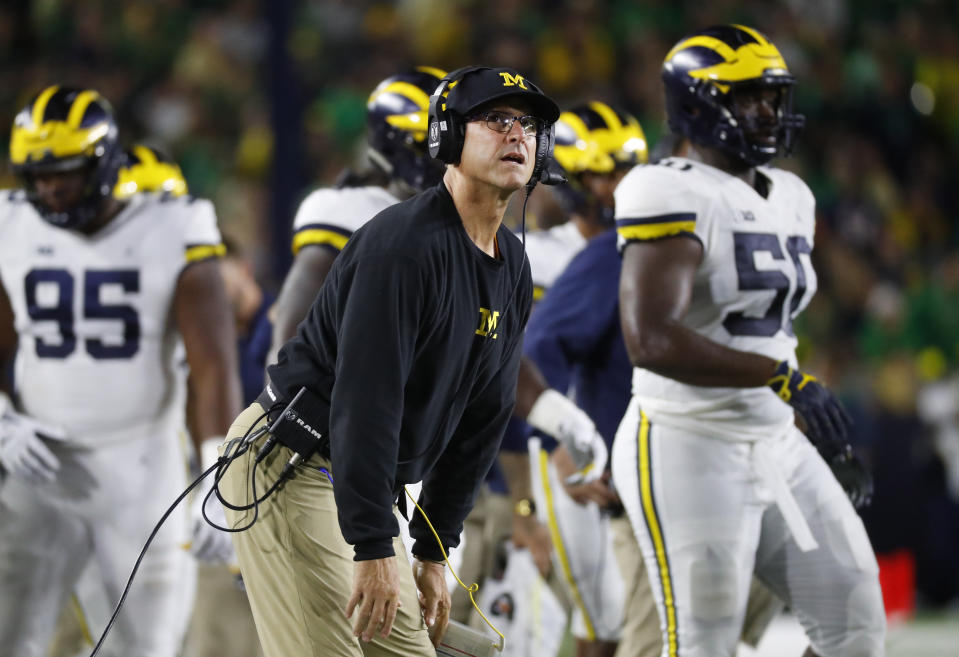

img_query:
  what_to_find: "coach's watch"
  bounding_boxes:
[514,498,536,517]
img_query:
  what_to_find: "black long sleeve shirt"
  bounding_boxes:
[268,182,532,561]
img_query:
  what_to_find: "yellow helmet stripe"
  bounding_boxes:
[132,144,159,166]
[66,91,100,129]
[687,46,789,85]
[559,111,591,141]
[416,65,447,80]
[368,81,431,111]
[665,35,737,64]
[588,101,624,132]
[731,24,769,45]
[385,113,428,136]
[31,85,60,127]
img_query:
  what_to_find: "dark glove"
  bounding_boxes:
[767,360,852,453]
[827,446,874,510]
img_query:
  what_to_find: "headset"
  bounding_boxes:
[427,66,563,190]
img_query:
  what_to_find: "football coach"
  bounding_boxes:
[218,66,560,657]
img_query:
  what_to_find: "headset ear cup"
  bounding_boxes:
[427,66,487,166]
[531,122,555,185]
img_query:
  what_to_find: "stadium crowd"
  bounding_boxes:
[2,0,958,642]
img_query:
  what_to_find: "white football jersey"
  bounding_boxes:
[614,157,818,441]
[290,185,398,254]
[0,191,223,446]
[521,221,587,301]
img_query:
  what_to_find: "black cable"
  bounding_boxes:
[88,458,222,657]
[88,405,286,656]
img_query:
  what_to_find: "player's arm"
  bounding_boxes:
[269,245,336,361]
[0,272,68,484]
[174,258,243,450]
[620,236,849,446]
[620,237,779,385]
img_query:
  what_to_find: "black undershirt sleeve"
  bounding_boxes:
[329,252,426,561]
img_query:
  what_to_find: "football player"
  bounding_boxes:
[0,86,241,657]
[612,25,885,656]
[491,103,647,591]
[268,66,447,356]
[519,102,646,657]
[521,108,788,657]
[47,142,199,657]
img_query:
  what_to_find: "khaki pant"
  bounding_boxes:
[610,515,782,657]
[219,404,434,657]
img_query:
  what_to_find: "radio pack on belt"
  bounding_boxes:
[256,385,329,465]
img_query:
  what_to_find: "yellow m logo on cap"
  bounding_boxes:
[499,72,527,90]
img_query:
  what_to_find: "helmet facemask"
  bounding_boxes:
[17,142,123,230]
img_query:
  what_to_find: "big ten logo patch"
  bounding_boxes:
[475,307,500,339]
[498,72,527,89]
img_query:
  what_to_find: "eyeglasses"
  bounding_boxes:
[468,111,541,137]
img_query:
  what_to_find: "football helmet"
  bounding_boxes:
[662,24,805,166]
[9,85,124,229]
[366,66,448,192]
[551,101,648,221]
[114,144,188,199]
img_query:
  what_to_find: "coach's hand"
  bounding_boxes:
[0,396,67,485]
[413,558,450,647]
[767,360,852,453]
[347,557,402,642]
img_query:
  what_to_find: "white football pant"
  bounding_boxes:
[611,398,886,657]
[0,430,192,657]
[529,441,624,641]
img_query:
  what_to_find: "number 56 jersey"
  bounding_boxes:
[614,157,818,442]
[0,191,223,447]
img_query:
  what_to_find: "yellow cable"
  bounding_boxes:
[404,485,506,652]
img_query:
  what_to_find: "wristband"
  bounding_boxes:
[527,389,578,437]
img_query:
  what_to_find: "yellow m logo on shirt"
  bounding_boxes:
[498,72,527,90]
[475,307,500,339]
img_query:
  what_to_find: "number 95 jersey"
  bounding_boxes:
[0,191,223,446]
[614,157,817,441]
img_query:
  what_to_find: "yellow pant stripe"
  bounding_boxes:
[70,593,95,647]
[638,411,678,656]
[538,448,597,640]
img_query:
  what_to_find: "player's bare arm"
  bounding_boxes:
[620,236,779,387]
[268,245,336,361]
[174,258,243,447]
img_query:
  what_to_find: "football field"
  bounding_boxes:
[552,610,959,657]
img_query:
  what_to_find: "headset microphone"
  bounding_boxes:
[536,163,567,188]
